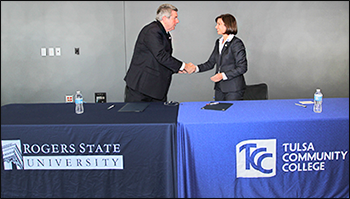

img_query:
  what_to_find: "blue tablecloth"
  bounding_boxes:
[1,102,178,198]
[177,98,349,198]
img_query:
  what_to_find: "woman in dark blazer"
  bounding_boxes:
[195,14,248,101]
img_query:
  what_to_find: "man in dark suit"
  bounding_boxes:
[124,3,195,102]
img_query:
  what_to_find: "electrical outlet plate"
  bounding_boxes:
[65,95,73,103]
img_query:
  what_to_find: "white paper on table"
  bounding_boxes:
[299,101,314,104]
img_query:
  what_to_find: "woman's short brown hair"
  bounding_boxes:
[215,14,237,35]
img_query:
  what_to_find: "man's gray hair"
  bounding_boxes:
[155,4,178,21]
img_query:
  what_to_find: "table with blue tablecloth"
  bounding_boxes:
[177,98,349,198]
[1,102,178,198]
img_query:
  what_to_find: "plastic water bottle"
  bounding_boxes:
[75,90,84,114]
[313,88,322,113]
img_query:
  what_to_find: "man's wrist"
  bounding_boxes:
[180,62,186,71]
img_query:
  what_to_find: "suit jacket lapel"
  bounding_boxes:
[155,20,173,54]
[221,41,231,55]
[217,39,233,72]
[218,42,227,67]
[167,32,172,51]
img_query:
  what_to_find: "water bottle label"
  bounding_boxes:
[314,95,322,101]
[75,98,83,104]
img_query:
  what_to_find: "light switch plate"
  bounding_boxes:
[48,48,54,56]
[41,48,46,56]
[55,47,61,56]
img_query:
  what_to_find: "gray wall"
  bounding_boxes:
[1,1,349,106]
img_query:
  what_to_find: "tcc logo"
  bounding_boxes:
[236,139,276,178]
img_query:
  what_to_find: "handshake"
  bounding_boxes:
[179,62,223,82]
[179,62,197,74]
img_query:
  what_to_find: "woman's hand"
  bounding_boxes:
[210,73,223,82]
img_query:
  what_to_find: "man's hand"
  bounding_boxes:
[184,62,196,74]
